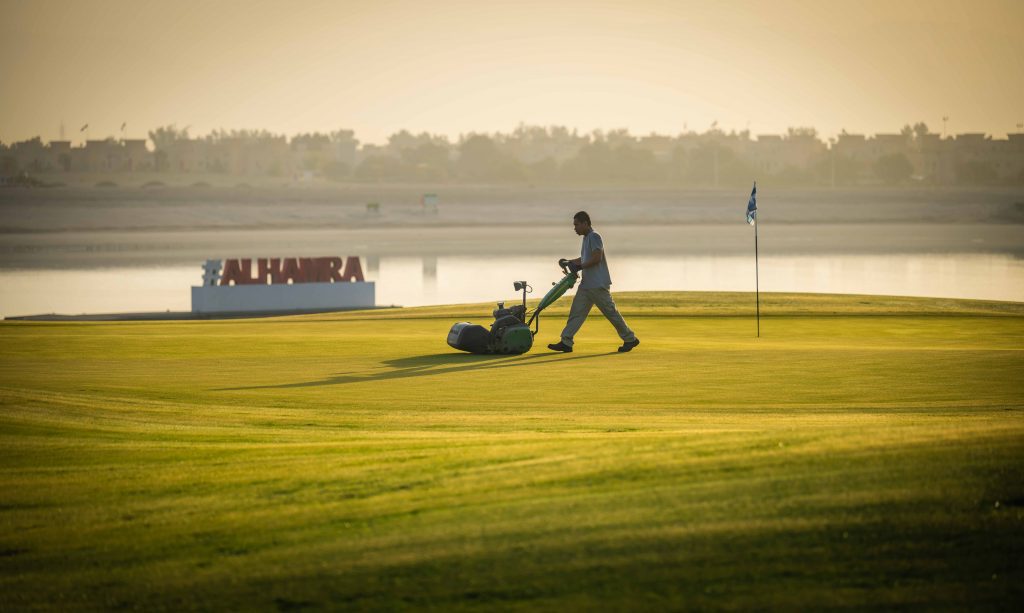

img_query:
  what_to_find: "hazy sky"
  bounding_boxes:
[2,0,1022,145]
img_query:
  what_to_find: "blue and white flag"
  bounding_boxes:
[746,182,757,225]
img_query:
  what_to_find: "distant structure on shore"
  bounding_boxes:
[2,124,1022,187]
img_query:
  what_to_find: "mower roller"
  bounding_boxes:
[446,261,581,354]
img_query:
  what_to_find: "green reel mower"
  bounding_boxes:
[446,261,580,354]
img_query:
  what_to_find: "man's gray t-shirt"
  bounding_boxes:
[579,230,612,289]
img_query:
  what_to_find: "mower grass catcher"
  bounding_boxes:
[447,261,580,354]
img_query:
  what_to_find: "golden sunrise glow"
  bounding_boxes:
[1,0,1022,144]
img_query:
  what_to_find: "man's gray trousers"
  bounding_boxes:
[559,287,636,348]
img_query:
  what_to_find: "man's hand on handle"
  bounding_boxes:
[558,258,582,274]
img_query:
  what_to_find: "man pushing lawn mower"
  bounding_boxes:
[444,211,637,355]
[548,211,640,353]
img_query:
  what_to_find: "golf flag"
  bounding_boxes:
[747,180,761,337]
[746,182,757,225]
[79,124,89,132]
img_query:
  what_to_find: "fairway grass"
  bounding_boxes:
[1,292,1022,610]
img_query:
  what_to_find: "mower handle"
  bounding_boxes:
[526,265,580,330]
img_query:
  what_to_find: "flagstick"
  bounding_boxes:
[754,217,760,338]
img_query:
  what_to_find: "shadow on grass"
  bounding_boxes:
[217,351,618,390]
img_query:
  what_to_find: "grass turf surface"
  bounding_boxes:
[1,292,1023,610]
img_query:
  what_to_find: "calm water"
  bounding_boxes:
[3,187,1021,317]
[1,253,1021,317]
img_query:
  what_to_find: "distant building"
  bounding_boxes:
[82,140,124,172]
[636,134,676,162]
[868,134,909,159]
[1003,134,1024,181]
[748,133,825,176]
[10,138,51,172]
[165,139,205,173]
[951,133,1024,183]
[0,138,153,174]
[122,139,150,171]
[833,133,869,162]
[49,141,73,171]
[911,133,950,183]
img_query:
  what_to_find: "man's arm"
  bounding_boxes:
[560,250,600,269]
[580,248,602,269]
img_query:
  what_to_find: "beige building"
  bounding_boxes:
[2,138,152,173]
[951,133,1024,182]
[636,134,676,163]
[833,134,870,165]
[910,134,951,183]
[49,141,73,171]
[747,133,826,175]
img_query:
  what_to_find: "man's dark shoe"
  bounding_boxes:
[547,341,573,353]
[618,338,640,353]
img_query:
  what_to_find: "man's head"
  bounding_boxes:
[573,211,592,236]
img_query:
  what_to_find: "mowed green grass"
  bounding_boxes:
[1,292,1022,610]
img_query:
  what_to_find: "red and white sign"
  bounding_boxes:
[193,256,374,314]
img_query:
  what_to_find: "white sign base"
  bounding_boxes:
[191,282,375,313]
